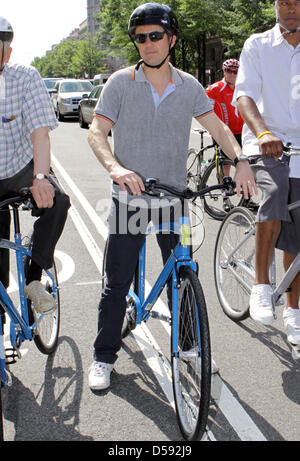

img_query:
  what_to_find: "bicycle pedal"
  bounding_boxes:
[5,347,20,364]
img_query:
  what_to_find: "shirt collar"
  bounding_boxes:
[133,63,184,86]
[272,23,287,47]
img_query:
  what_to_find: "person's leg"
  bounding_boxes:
[89,199,148,390]
[249,157,290,325]
[254,220,281,285]
[93,232,145,364]
[30,170,70,271]
[283,252,300,309]
[277,179,300,344]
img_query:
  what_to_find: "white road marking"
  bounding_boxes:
[52,153,267,441]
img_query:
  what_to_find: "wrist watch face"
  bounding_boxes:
[239,154,248,162]
[35,173,47,180]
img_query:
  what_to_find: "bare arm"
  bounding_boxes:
[196,112,257,199]
[30,126,55,208]
[88,117,145,195]
[237,96,282,158]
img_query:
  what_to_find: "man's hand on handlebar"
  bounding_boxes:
[234,160,258,200]
[258,133,283,159]
[30,178,55,208]
[110,163,145,195]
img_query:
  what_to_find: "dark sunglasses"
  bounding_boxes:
[225,69,238,74]
[134,30,167,44]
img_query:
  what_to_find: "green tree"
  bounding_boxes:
[96,0,141,65]
[71,35,107,78]
[219,0,276,56]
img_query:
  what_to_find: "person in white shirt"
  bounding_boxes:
[234,0,300,345]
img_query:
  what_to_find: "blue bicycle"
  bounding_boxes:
[102,177,235,441]
[0,189,60,441]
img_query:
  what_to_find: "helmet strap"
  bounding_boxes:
[132,38,174,70]
[0,41,5,72]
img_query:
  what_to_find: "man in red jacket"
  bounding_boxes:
[206,59,257,211]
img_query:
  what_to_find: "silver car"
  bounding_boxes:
[52,79,93,121]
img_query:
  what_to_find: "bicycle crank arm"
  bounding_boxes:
[148,310,171,324]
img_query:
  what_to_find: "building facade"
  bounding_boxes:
[87,0,101,35]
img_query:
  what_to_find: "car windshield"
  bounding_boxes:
[60,81,93,93]
[44,79,60,89]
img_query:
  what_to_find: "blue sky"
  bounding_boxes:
[1,0,87,65]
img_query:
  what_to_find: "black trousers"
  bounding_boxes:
[0,160,70,288]
[93,199,181,364]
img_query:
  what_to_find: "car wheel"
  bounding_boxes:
[56,106,64,121]
[78,108,88,129]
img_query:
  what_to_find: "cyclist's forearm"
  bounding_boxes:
[88,117,119,173]
[31,126,51,176]
[198,112,241,161]
[237,96,268,137]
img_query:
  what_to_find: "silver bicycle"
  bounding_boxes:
[214,144,300,360]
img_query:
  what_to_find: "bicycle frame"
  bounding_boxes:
[127,215,198,356]
[224,198,300,310]
[0,208,57,388]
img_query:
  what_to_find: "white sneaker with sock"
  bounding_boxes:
[89,361,114,390]
[249,284,274,325]
[283,308,300,345]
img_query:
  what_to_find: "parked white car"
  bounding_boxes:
[51,79,93,120]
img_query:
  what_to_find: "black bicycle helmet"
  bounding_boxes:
[128,3,179,39]
[128,3,179,70]
[0,17,14,43]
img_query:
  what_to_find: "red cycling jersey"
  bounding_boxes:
[206,79,243,135]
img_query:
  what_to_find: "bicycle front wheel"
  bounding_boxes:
[214,207,255,321]
[29,263,60,354]
[201,159,244,221]
[171,266,211,441]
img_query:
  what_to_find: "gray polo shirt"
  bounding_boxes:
[94,64,212,194]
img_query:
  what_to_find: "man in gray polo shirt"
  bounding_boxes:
[88,3,256,391]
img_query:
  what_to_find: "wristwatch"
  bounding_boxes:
[33,173,49,180]
[234,154,249,167]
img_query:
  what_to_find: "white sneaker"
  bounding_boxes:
[283,308,300,345]
[211,359,219,374]
[24,280,56,314]
[249,284,274,325]
[88,361,114,390]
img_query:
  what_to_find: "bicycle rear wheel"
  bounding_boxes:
[171,266,211,441]
[187,148,202,193]
[214,207,255,321]
[24,239,60,354]
[101,239,137,339]
[201,159,244,220]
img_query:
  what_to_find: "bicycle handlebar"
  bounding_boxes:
[282,143,300,154]
[0,187,35,210]
[247,143,300,165]
[144,176,236,199]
